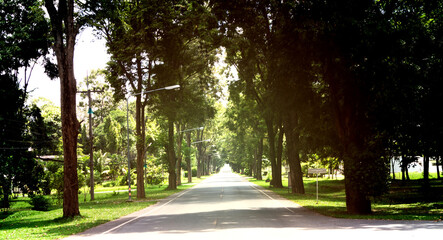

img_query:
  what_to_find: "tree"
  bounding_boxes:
[0,0,51,84]
[0,0,51,208]
[44,0,83,217]
[224,80,266,177]
[89,0,166,197]
[214,0,443,213]
[32,97,62,155]
[211,0,287,188]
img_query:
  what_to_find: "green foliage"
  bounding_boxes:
[49,168,64,203]
[117,172,135,186]
[89,0,221,190]
[94,110,134,155]
[85,170,103,187]
[32,98,62,150]
[249,177,443,220]
[30,195,51,211]
[0,0,51,74]
[184,168,198,178]
[102,181,117,188]
[0,77,48,207]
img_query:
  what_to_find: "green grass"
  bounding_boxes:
[0,177,206,240]
[249,176,443,221]
[391,172,440,180]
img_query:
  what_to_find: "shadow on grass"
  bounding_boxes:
[249,177,443,221]
[0,211,14,220]
[0,211,107,230]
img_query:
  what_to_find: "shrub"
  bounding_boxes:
[86,170,103,187]
[146,164,165,185]
[117,172,135,186]
[30,195,51,211]
[184,168,198,178]
[102,181,116,188]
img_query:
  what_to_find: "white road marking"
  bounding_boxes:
[101,188,192,235]
[249,183,297,214]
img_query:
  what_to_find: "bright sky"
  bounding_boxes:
[26,27,110,107]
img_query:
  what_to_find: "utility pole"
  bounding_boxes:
[78,74,104,201]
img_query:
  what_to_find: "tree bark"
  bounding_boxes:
[324,58,373,215]
[265,116,282,188]
[2,182,10,208]
[135,57,145,198]
[142,104,146,185]
[207,155,212,175]
[437,156,441,180]
[44,0,80,217]
[186,132,192,183]
[401,155,407,181]
[167,118,177,190]
[283,112,305,194]
[196,129,203,178]
[176,123,184,186]
[391,158,396,180]
[406,164,410,180]
[423,155,429,187]
[255,137,264,180]
[276,121,284,185]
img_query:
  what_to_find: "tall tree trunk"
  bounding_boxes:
[276,121,284,185]
[44,0,80,217]
[401,155,406,181]
[196,129,203,178]
[342,150,372,214]
[207,155,212,175]
[325,58,373,215]
[255,137,264,180]
[2,182,10,208]
[142,104,146,186]
[401,163,406,181]
[391,158,396,180]
[167,119,177,190]
[135,58,145,198]
[283,112,304,194]
[176,123,184,186]
[423,155,430,189]
[265,116,282,188]
[406,165,410,181]
[186,132,192,183]
[437,156,441,180]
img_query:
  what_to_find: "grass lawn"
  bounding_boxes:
[249,174,443,221]
[0,177,206,240]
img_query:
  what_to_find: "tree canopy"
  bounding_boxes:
[2,0,442,216]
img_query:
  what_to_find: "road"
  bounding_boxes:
[67,166,442,240]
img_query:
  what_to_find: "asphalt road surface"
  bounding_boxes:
[67,165,442,240]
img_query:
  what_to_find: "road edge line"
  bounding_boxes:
[100,188,193,235]
[249,183,297,214]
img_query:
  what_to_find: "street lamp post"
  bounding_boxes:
[126,84,180,201]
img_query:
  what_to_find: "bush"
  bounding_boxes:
[30,195,51,211]
[184,168,197,178]
[50,168,64,203]
[86,170,103,187]
[117,172,135,186]
[102,181,116,188]
[146,164,165,185]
